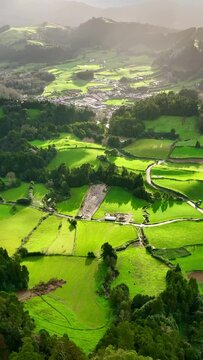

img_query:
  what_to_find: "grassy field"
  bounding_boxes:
[94,186,146,223]
[145,221,203,249]
[152,164,203,181]
[25,216,75,255]
[75,221,137,256]
[31,133,104,151]
[171,146,203,159]
[0,204,14,220]
[124,139,173,159]
[33,183,48,206]
[57,186,88,217]
[109,156,152,173]
[154,178,203,203]
[23,256,110,353]
[105,99,131,106]
[43,51,156,97]
[147,199,203,223]
[47,148,105,170]
[113,247,167,297]
[0,206,43,255]
[1,182,29,201]
[172,245,203,273]
[144,116,198,140]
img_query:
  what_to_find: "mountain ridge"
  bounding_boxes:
[1,0,203,29]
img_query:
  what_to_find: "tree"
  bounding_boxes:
[101,243,117,265]
[49,335,86,360]
[195,140,201,148]
[93,346,152,359]
[9,338,42,360]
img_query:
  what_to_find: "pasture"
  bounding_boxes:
[124,139,173,159]
[172,245,203,273]
[113,247,167,297]
[154,178,203,204]
[31,133,104,151]
[1,182,29,201]
[25,216,75,255]
[109,156,151,172]
[147,199,203,223]
[57,186,88,217]
[152,164,203,181]
[94,186,146,223]
[144,221,203,249]
[75,221,137,256]
[47,148,105,170]
[144,116,198,140]
[23,256,110,353]
[171,146,203,159]
[0,206,43,255]
[43,51,156,97]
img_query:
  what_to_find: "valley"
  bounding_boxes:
[1,94,203,353]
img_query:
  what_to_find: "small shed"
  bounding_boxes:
[105,215,116,222]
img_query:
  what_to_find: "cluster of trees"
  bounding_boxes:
[45,162,150,207]
[0,100,95,141]
[76,70,94,81]
[100,243,119,297]
[0,248,29,292]
[0,291,87,360]
[109,91,199,139]
[0,71,55,96]
[96,268,203,360]
[0,99,99,181]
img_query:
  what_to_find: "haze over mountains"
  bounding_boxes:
[1,0,203,29]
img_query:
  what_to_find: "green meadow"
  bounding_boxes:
[172,245,203,273]
[154,178,203,203]
[94,186,146,223]
[124,139,173,159]
[171,146,203,159]
[113,247,167,297]
[23,256,110,353]
[0,206,42,255]
[75,221,137,257]
[57,186,88,217]
[144,116,198,140]
[31,133,104,151]
[147,199,203,223]
[109,156,152,172]
[47,148,105,170]
[25,216,75,255]
[1,182,29,201]
[145,221,203,249]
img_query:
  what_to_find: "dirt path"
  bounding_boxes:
[17,279,66,302]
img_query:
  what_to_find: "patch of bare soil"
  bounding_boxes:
[17,279,66,302]
[78,184,108,219]
[188,271,203,282]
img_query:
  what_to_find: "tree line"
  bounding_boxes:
[109,90,199,140]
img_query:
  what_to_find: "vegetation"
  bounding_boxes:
[124,139,173,159]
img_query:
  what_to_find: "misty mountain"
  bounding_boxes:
[0,16,203,82]
[1,0,203,29]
